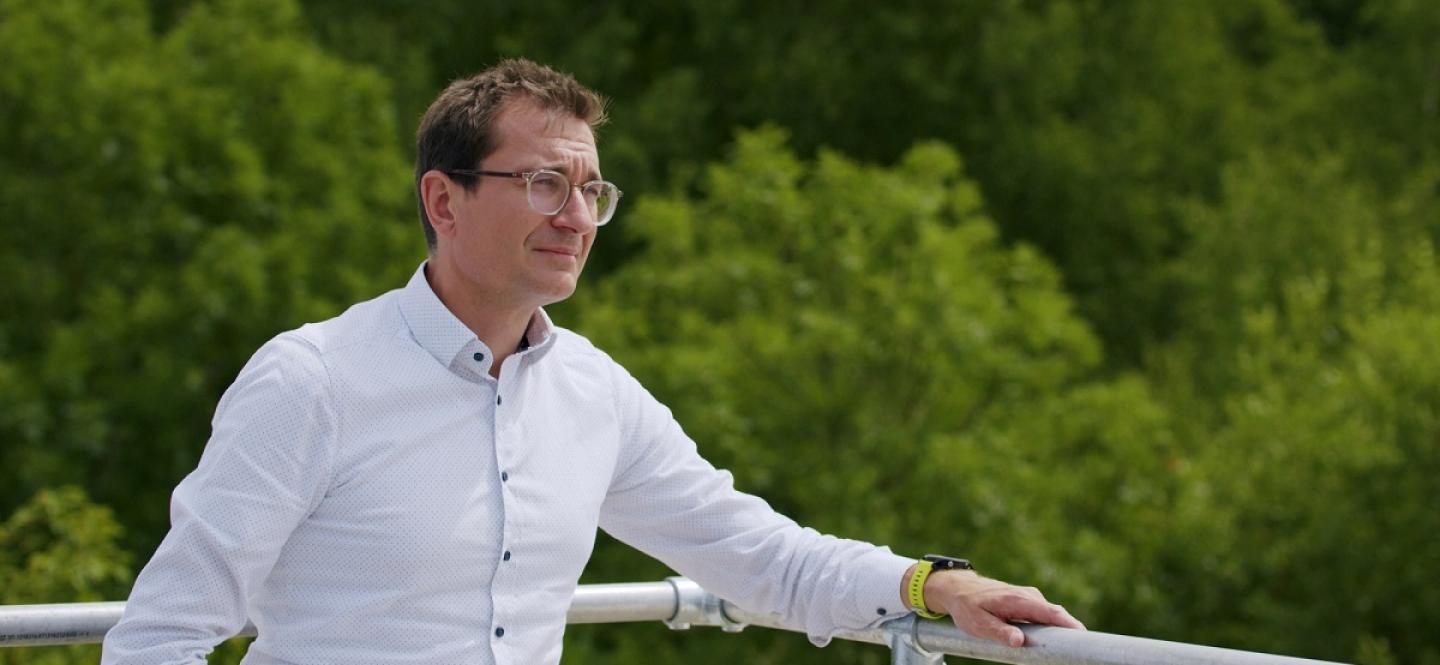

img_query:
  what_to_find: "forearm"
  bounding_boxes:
[102,491,258,663]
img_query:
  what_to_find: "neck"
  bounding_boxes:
[425,259,534,379]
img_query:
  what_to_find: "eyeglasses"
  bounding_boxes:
[446,168,623,226]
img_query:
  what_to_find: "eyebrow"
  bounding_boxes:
[538,163,603,183]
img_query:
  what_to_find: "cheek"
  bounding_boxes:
[462,213,525,257]
[452,222,508,281]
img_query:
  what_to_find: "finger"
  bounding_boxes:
[985,594,1084,630]
[1004,624,1026,648]
[1009,599,1086,630]
[958,609,1027,648]
[1050,603,1087,630]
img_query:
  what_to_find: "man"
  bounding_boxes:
[102,59,1083,664]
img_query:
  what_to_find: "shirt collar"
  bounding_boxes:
[397,262,556,369]
[521,305,555,352]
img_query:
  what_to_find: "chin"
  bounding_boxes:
[535,279,580,305]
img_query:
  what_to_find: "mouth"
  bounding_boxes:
[535,247,580,257]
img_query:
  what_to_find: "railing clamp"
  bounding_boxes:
[664,576,748,633]
[884,614,945,664]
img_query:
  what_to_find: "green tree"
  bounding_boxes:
[3,1,1436,663]
[0,487,130,665]
[565,130,1179,664]
[287,0,1344,365]
[1153,146,1440,663]
[0,0,420,552]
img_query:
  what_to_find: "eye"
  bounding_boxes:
[530,171,565,195]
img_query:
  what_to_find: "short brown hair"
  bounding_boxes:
[414,59,608,249]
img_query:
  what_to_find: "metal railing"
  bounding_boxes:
[0,577,1350,665]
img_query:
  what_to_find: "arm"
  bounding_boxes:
[101,334,337,664]
[596,362,913,646]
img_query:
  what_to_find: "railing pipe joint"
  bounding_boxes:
[664,577,747,633]
[884,614,946,664]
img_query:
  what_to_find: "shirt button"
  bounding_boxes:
[501,471,509,482]
[473,352,484,362]
[496,395,503,405]
[877,607,887,616]
[503,550,511,561]
[495,627,505,638]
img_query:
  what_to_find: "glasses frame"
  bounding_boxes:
[446,168,622,226]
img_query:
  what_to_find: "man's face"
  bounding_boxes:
[445,100,600,309]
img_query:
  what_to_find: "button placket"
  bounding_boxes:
[490,371,517,639]
[494,457,525,631]
[490,353,527,649]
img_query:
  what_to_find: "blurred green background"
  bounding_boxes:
[1,0,1437,663]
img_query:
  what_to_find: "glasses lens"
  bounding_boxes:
[527,171,568,215]
[584,182,619,225]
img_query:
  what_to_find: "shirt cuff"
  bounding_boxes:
[809,548,918,647]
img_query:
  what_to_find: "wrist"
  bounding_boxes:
[904,560,948,619]
[900,555,976,618]
[923,567,982,615]
[901,563,919,610]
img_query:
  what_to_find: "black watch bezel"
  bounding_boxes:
[922,554,974,571]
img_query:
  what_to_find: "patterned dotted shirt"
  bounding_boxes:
[102,263,914,665]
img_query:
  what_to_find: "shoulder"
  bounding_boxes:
[550,326,609,360]
[547,326,630,378]
[227,289,407,401]
[537,326,636,398]
[544,327,667,417]
[288,288,407,358]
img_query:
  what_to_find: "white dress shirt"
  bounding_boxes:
[101,263,915,665]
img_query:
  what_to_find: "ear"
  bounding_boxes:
[421,170,463,242]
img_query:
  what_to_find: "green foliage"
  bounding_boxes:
[0,487,130,665]
[1165,297,1440,664]
[284,0,1438,362]
[1155,145,1440,663]
[580,130,1098,534]
[290,0,1349,363]
[570,131,1176,663]
[0,0,420,551]
[1,0,1438,663]
[0,488,130,604]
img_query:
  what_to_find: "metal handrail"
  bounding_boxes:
[0,577,1351,665]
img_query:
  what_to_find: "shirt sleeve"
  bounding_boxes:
[596,360,916,646]
[102,333,338,665]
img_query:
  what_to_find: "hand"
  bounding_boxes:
[902,565,1086,647]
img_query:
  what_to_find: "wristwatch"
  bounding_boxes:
[907,554,975,619]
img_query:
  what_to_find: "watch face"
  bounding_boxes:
[923,554,974,571]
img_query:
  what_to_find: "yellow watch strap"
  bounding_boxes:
[907,560,946,619]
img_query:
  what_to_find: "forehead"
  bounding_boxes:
[489,99,598,173]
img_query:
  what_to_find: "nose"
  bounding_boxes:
[550,185,598,234]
